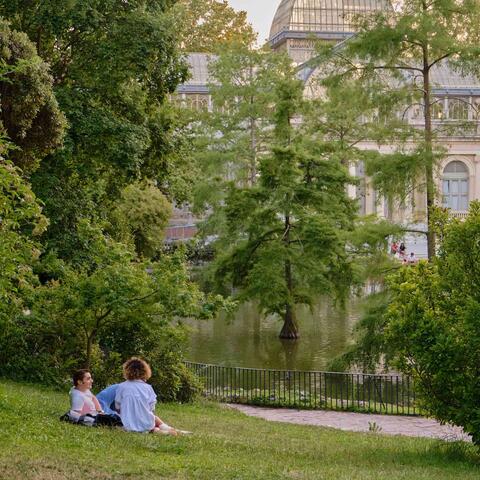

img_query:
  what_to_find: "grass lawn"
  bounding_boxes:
[0,380,478,479]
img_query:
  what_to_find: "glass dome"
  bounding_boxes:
[270,0,389,39]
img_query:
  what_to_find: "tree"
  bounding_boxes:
[321,0,480,259]
[382,203,480,445]
[0,160,47,319]
[0,219,226,386]
[0,3,223,393]
[214,73,357,339]
[0,1,191,259]
[175,0,256,52]
[304,73,413,170]
[191,45,292,231]
[303,69,417,235]
[111,180,173,258]
[0,19,65,173]
[0,157,48,381]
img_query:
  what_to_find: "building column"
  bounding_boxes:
[473,154,480,201]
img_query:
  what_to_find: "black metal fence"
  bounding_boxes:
[185,361,417,415]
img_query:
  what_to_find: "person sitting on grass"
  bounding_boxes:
[115,357,181,435]
[69,369,103,423]
[96,383,121,419]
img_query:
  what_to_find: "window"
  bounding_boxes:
[447,98,469,120]
[442,161,469,211]
[185,94,210,111]
[431,99,445,120]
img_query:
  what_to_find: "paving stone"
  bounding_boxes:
[227,404,471,442]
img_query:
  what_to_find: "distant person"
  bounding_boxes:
[399,242,406,257]
[390,241,398,255]
[115,357,185,435]
[408,252,417,264]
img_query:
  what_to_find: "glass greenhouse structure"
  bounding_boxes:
[270,0,389,37]
[269,0,390,62]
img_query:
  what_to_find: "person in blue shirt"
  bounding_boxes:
[96,384,120,417]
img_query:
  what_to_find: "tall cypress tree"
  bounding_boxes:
[214,72,357,339]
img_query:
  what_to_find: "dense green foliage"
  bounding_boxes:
[1,381,479,479]
[338,204,480,444]
[382,203,480,445]
[0,0,191,259]
[0,160,47,321]
[0,1,219,401]
[0,20,65,173]
[0,220,220,398]
[175,0,256,52]
[111,180,173,258]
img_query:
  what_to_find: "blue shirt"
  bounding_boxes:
[96,384,119,416]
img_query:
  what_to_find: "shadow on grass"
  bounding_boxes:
[429,440,480,465]
[363,438,480,472]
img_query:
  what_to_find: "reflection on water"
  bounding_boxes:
[184,299,362,371]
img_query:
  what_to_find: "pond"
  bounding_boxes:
[184,299,363,372]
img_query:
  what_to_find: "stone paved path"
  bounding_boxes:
[228,404,471,442]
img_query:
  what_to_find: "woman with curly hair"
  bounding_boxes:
[114,357,179,435]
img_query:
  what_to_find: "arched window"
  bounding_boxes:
[447,98,469,120]
[442,161,469,211]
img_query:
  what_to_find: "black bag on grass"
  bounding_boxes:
[60,412,122,427]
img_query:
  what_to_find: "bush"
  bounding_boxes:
[140,326,201,402]
[385,204,480,445]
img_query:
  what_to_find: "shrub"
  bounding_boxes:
[137,325,200,403]
[385,204,480,445]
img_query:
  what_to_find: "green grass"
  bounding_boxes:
[0,380,479,480]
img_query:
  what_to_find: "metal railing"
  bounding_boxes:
[185,361,417,416]
[450,211,469,220]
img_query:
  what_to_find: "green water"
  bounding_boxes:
[184,299,362,371]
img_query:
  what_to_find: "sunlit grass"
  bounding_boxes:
[0,380,478,479]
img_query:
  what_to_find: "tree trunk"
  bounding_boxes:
[280,300,299,339]
[85,331,97,369]
[249,114,257,185]
[279,213,299,339]
[423,46,436,260]
[249,63,257,186]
